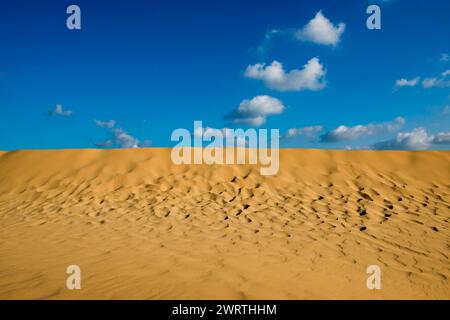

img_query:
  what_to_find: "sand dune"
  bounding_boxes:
[0,148,448,299]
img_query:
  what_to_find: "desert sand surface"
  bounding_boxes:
[0,148,448,299]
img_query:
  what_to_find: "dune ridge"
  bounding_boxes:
[0,148,448,299]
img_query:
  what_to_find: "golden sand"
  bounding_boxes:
[0,148,448,299]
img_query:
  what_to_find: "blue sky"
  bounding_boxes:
[0,0,449,150]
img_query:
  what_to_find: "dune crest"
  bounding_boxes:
[0,148,448,299]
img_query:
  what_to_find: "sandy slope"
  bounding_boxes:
[0,148,448,299]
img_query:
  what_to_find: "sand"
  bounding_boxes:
[0,148,448,299]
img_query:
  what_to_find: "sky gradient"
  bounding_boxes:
[1,0,449,150]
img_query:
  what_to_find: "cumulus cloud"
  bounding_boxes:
[432,132,450,144]
[110,128,141,148]
[245,58,327,91]
[373,128,431,150]
[94,120,150,148]
[296,11,346,46]
[225,95,285,126]
[372,128,450,150]
[320,117,405,142]
[50,104,73,116]
[395,77,420,88]
[285,125,324,139]
[256,11,345,53]
[441,53,449,62]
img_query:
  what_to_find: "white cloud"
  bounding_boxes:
[256,11,345,53]
[422,78,438,88]
[432,132,450,144]
[441,53,449,62]
[373,128,431,150]
[296,11,345,46]
[245,58,327,91]
[111,128,141,148]
[286,125,324,138]
[373,128,450,150]
[51,104,73,116]
[94,120,150,148]
[422,77,450,88]
[421,69,450,88]
[321,117,405,142]
[95,119,116,128]
[395,77,420,88]
[225,95,285,126]
[395,69,450,90]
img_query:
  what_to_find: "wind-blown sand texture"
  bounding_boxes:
[0,148,448,299]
